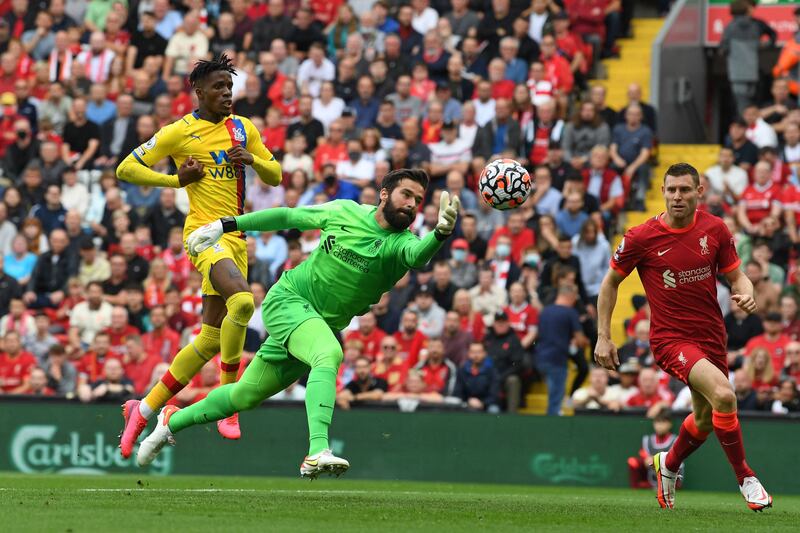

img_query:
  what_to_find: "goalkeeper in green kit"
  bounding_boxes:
[137,169,460,478]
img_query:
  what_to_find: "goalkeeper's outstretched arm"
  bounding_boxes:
[187,203,336,256]
[233,205,331,233]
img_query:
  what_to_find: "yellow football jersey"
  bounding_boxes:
[129,112,276,236]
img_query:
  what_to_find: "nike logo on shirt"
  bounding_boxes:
[657,248,671,256]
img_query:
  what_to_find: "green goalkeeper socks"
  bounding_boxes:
[168,384,235,433]
[305,367,337,455]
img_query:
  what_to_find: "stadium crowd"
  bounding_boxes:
[0,0,797,418]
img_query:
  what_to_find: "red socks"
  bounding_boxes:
[665,413,709,472]
[712,410,756,484]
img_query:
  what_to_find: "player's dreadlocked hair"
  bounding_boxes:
[189,54,237,87]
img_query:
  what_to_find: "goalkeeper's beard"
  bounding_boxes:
[383,198,415,231]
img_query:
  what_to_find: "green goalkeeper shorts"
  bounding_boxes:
[255,282,328,368]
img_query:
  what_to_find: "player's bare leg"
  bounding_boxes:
[688,360,772,511]
[209,258,254,440]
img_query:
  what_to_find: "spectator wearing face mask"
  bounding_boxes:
[312,163,361,202]
[487,211,536,265]
[487,235,521,290]
[448,238,478,289]
[336,138,376,189]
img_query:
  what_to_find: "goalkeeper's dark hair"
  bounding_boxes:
[663,162,700,187]
[380,168,429,194]
[189,54,237,87]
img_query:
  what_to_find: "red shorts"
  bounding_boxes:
[651,341,728,384]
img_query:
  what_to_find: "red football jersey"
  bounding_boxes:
[610,210,740,357]
[625,388,674,409]
[345,328,387,360]
[419,362,451,394]
[142,327,182,363]
[103,325,141,357]
[782,185,800,226]
[124,354,162,395]
[505,303,539,340]
[0,352,37,392]
[744,333,790,374]
[393,330,427,368]
[738,182,781,225]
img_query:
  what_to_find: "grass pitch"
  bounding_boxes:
[1,473,798,532]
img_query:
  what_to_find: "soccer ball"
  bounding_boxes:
[478,158,533,210]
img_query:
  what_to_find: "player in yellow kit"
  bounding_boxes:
[115,55,282,457]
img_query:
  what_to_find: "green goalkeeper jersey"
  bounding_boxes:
[235,200,443,330]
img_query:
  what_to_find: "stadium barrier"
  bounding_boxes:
[1,400,797,494]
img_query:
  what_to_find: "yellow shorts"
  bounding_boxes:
[186,233,248,297]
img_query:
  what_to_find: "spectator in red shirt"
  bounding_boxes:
[309,0,343,26]
[624,367,674,414]
[394,309,427,368]
[452,289,485,342]
[166,75,192,119]
[103,306,140,358]
[0,330,37,392]
[415,338,457,395]
[0,53,17,94]
[410,62,435,103]
[744,347,778,389]
[488,211,536,264]
[737,161,782,234]
[552,12,589,77]
[420,100,444,144]
[0,91,22,158]
[164,286,199,334]
[159,232,191,293]
[782,341,800,383]
[539,34,574,98]
[504,282,539,350]
[372,335,410,392]
[77,357,134,403]
[122,334,161,395]
[19,366,55,396]
[180,270,204,317]
[174,359,219,406]
[345,311,386,360]
[780,295,800,341]
[486,58,515,100]
[745,312,791,374]
[272,77,299,126]
[337,339,363,391]
[314,118,348,173]
[564,0,621,58]
[75,331,119,386]
[262,107,287,155]
[142,305,181,363]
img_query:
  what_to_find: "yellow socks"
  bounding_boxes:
[219,291,255,385]
[140,325,221,418]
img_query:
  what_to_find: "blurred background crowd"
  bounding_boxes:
[0,0,797,419]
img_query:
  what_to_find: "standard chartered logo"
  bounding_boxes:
[10,425,172,475]
[662,269,676,288]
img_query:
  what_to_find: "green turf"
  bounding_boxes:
[0,473,797,532]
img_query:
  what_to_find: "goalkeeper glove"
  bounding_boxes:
[186,217,236,256]
[434,190,460,240]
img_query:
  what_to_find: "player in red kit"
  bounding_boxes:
[595,163,772,512]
